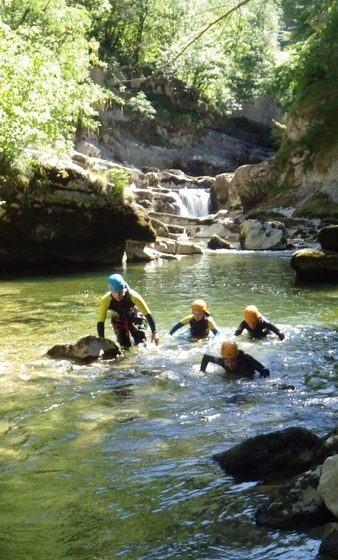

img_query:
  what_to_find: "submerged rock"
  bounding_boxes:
[47,335,121,363]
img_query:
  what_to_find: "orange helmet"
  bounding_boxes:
[191,299,208,313]
[244,305,261,327]
[221,340,239,359]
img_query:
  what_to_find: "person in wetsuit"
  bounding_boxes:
[97,273,159,348]
[200,340,270,378]
[169,299,220,339]
[234,305,285,341]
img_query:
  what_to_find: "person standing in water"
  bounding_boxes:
[97,273,159,348]
[200,340,270,378]
[169,299,220,339]
[234,305,285,340]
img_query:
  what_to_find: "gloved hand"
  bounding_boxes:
[260,369,270,378]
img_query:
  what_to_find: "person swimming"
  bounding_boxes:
[200,339,270,378]
[235,305,285,341]
[169,299,220,339]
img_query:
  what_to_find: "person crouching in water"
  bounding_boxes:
[235,305,285,341]
[97,273,159,348]
[168,299,220,339]
[200,340,270,378]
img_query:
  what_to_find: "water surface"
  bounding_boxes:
[0,252,337,559]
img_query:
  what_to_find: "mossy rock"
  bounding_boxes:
[290,248,338,281]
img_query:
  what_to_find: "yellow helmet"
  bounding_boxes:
[191,299,208,313]
[244,305,261,326]
[221,340,239,359]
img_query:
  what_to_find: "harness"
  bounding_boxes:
[109,292,144,334]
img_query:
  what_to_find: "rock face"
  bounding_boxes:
[0,155,156,269]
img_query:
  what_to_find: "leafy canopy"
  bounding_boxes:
[0,0,110,170]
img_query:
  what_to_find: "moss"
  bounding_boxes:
[294,192,338,218]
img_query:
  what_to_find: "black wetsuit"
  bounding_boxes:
[235,317,284,340]
[200,350,270,378]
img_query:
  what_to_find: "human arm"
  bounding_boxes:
[265,321,285,340]
[246,354,270,378]
[96,293,111,339]
[168,315,191,335]
[145,313,159,345]
[169,322,184,335]
[208,317,220,336]
[200,353,223,372]
[130,289,159,345]
[234,321,246,336]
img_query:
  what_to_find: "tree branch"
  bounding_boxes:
[125,0,254,85]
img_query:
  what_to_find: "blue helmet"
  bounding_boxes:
[107,273,127,293]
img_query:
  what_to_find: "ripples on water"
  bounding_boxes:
[0,253,337,559]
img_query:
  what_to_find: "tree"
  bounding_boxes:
[0,0,110,171]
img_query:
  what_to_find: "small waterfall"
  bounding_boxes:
[177,188,210,217]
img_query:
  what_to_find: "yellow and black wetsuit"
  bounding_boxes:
[97,288,157,347]
[169,314,219,339]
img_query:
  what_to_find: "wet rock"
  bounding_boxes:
[318,225,338,252]
[47,335,121,363]
[239,218,287,250]
[255,466,334,530]
[213,427,321,480]
[290,248,338,281]
[317,454,338,519]
[319,526,338,558]
[207,234,234,250]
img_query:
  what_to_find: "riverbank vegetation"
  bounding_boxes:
[0,0,337,181]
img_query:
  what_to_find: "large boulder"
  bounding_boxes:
[239,219,287,250]
[318,225,338,252]
[228,160,274,212]
[47,335,121,362]
[255,466,332,529]
[290,248,338,281]
[318,454,338,519]
[213,427,321,480]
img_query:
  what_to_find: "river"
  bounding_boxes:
[0,251,337,560]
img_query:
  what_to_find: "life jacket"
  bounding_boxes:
[190,317,209,338]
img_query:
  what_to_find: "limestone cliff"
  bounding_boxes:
[0,155,156,270]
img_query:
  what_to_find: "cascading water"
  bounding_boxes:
[177,188,210,217]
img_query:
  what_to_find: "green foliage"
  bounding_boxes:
[92,167,131,201]
[272,1,338,162]
[126,92,156,121]
[0,0,111,170]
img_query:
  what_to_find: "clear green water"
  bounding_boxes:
[0,252,337,560]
